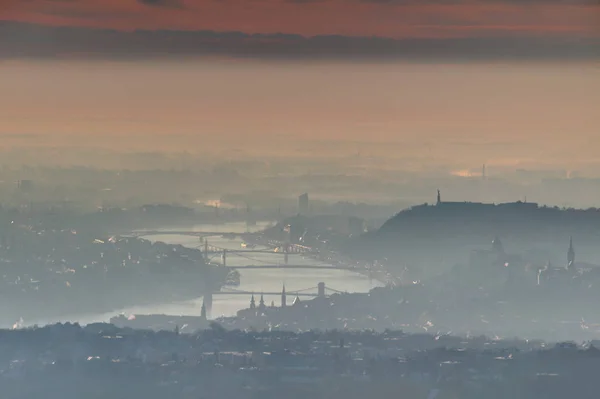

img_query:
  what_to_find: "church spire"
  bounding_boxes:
[259,293,265,310]
[250,294,256,309]
[567,236,575,269]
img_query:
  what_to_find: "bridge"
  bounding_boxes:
[202,242,312,256]
[201,244,368,274]
[130,232,372,277]
[212,291,316,297]
[128,230,369,277]
[126,230,249,238]
[201,241,315,267]
[208,251,359,271]
[215,284,345,296]
[225,264,358,271]
[125,231,314,262]
[201,282,345,317]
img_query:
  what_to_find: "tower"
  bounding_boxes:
[200,300,207,321]
[298,193,309,215]
[203,292,213,319]
[258,293,266,311]
[567,236,575,269]
[317,282,325,298]
[436,189,441,206]
[281,284,287,308]
[250,294,256,310]
[492,236,505,255]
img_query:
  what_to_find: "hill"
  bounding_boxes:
[346,198,600,277]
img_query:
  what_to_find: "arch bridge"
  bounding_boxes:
[125,230,250,239]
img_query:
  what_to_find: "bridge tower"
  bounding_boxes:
[317,282,325,298]
[204,293,213,318]
[222,249,227,267]
[281,284,287,308]
[200,300,207,321]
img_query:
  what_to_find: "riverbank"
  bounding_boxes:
[0,227,231,328]
[6,264,228,328]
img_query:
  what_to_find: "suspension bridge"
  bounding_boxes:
[213,284,345,297]
[201,282,346,317]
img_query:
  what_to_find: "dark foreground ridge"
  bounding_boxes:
[2,323,600,399]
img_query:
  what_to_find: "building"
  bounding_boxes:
[281,285,287,308]
[348,217,366,237]
[17,179,33,192]
[298,193,309,215]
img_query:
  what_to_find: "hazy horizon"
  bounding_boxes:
[1,59,598,175]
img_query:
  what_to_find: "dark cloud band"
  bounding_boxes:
[137,0,185,8]
[0,21,597,60]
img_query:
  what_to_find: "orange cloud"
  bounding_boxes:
[1,0,598,38]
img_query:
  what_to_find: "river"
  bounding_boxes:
[27,222,382,326]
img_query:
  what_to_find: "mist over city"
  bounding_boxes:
[1,0,599,397]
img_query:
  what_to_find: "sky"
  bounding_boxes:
[0,0,598,174]
[1,61,598,170]
[2,0,598,39]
